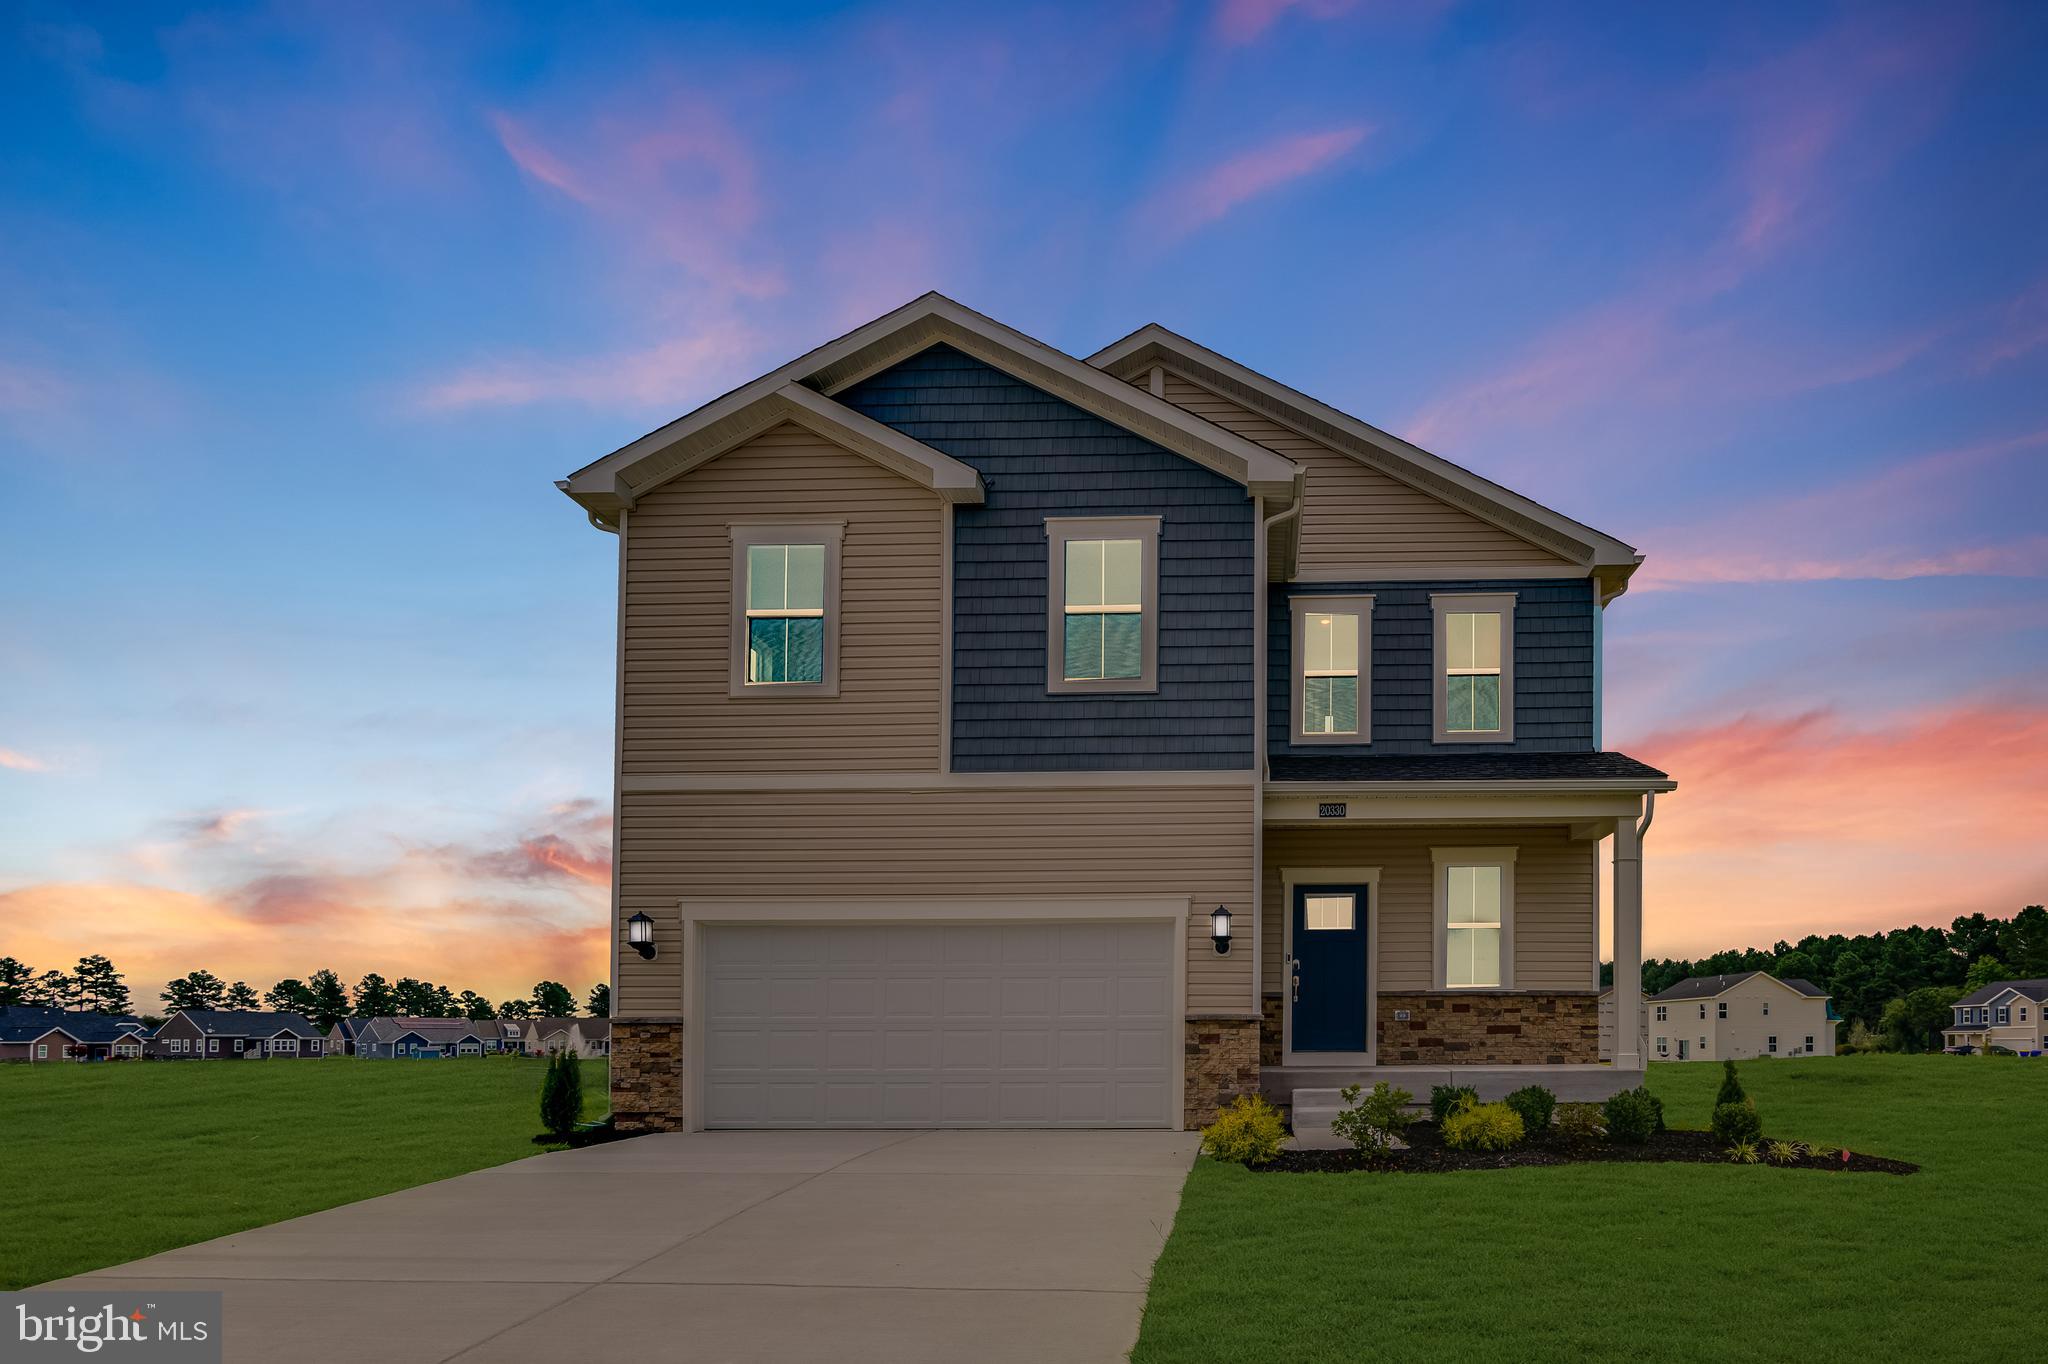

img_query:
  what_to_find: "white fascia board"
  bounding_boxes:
[1263,777,1677,796]
[1089,323,1642,572]
[560,294,1300,525]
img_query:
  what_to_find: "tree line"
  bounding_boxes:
[1606,905,2047,1052]
[0,956,609,1030]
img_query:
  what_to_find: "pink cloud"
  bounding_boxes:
[0,747,50,773]
[1635,427,2048,589]
[1211,0,1361,46]
[1973,275,2048,371]
[1139,125,1371,241]
[411,325,763,412]
[0,360,79,415]
[1627,701,2048,956]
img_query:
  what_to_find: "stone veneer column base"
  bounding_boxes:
[611,1017,685,1132]
[1259,994,1284,1068]
[1376,993,1600,1065]
[1184,1018,1260,1129]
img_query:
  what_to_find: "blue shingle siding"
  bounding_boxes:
[1270,579,1595,756]
[834,345,1256,771]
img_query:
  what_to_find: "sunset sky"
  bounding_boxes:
[3,1,2044,1008]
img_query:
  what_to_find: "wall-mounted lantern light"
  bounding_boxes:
[1210,905,1233,955]
[626,912,657,960]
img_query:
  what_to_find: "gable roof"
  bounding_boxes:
[560,294,1302,529]
[169,1009,323,1036]
[1088,323,1643,598]
[1,1008,146,1045]
[1953,979,2048,1008]
[1644,972,1828,1003]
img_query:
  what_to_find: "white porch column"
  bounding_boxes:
[1610,798,1645,1073]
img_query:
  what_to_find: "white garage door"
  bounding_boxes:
[702,920,1175,1128]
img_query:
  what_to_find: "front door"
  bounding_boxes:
[1291,884,1370,1053]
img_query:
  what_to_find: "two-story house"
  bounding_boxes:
[558,295,1675,1133]
[1627,972,1835,1061]
[1943,980,2048,1053]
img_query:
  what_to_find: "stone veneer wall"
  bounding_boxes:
[1376,993,1599,1065]
[1184,1018,1260,1127]
[1259,994,1284,1068]
[611,1017,685,1132]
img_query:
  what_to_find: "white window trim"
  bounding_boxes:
[1289,595,1373,744]
[1431,847,1517,990]
[727,522,845,698]
[233,1038,244,1053]
[1431,592,1516,744]
[36,1043,48,1059]
[1279,866,1382,1067]
[1655,1004,1667,1021]
[1044,516,1161,695]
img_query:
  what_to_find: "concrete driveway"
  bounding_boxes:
[49,1129,1200,1363]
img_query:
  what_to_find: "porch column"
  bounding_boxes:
[1610,798,1645,1073]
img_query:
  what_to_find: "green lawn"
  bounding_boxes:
[1135,1055,2045,1362]
[0,1057,607,1289]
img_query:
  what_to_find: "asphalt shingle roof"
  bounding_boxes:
[1268,751,1669,783]
[1646,972,1827,1002]
[0,1006,143,1044]
[1952,979,2048,1008]
[171,1009,323,1036]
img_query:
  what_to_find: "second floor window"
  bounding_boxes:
[1292,596,1372,741]
[729,524,843,696]
[1045,517,1159,693]
[1433,594,1515,742]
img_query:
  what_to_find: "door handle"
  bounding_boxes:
[1291,960,1302,1003]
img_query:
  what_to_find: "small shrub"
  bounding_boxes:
[1503,1084,1556,1137]
[1330,1081,1413,1158]
[1714,1059,1747,1109]
[1200,1095,1288,1166]
[1441,1099,1525,1151]
[539,1050,584,1138]
[1727,1139,1761,1165]
[1429,1083,1479,1124]
[1711,1098,1763,1147]
[1603,1086,1661,1145]
[1765,1140,1806,1166]
[1554,1102,1606,1145]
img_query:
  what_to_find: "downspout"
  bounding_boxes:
[1251,482,1305,1018]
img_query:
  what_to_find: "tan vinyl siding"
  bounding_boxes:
[614,784,1255,1017]
[622,422,943,773]
[1155,372,1574,576]
[1261,824,1596,994]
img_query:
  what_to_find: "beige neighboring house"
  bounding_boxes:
[1641,972,1835,1061]
[522,1017,612,1059]
[1941,980,2048,1053]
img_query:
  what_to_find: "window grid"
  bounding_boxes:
[744,543,827,686]
[1444,864,1503,988]
[1062,538,1144,682]
[1444,611,1502,733]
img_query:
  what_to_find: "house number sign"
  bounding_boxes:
[1317,802,1347,819]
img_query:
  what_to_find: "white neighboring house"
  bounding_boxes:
[1625,972,1835,1061]
[521,1017,612,1059]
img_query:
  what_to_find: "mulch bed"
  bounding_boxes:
[531,1119,636,1150]
[1255,1122,1917,1175]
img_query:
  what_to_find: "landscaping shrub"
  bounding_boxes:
[1429,1083,1479,1124]
[1765,1140,1806,1166]
[1712,1099,1763,1148]
[1503,1084,1556,1136]
[539,1050,583,1139]
[1330,1082,1414,1158]
[1440,1099,1525,1152]
[1727,1139,1761,1164]
[1200,1094,1287,1166]
[1715,1059,1747,1109]
[1554,1102,1606,1144]
[1603,1086,1661,1145]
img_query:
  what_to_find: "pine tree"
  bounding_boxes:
[223,981,261,1010]
[1715,1059,1746,1108]
[305,970,351,1029]
[265,979,316,1013]
[353,973,399,1018]
[458,991,496,1021]
[0,957,32,1007]
[161,970,227,1012]
[586,983,611,1018]
[529,980,576,1018]
[539,1050,584,1138]
[71,955,130,1015]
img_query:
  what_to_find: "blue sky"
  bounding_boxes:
[3,0,2044,1003]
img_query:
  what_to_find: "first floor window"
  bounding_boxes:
[1804,1036,1815,1053]
[1768,1036,1778,1053]
[1436,850,1514,989]
[36,1044,47,1059]
[1045,517,1159,692]
[1656,1037,1668,1056]
[209,1038,220,1053]
[233,1039,244,1053]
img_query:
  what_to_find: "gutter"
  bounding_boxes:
[1263,778,1678,797]
[1249,484,1305,1015]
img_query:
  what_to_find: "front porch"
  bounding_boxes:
[1252,767,1669,1133]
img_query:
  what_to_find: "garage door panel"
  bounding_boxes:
[703,921,1174,1129]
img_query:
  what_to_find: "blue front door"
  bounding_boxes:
[1291,884,1370,1053]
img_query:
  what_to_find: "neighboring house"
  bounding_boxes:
[354,1017,523,1058]
[521,1018,611,1059]
[557,294,1675,1134]
[0,1007,146,1062]
[1636,973,1835,1061]
[147,1010,328,1059]
[1942,980,2048,1054]
[325,1016,369,1056]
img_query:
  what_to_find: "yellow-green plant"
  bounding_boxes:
[1330,1081,1413,1157]
[1728,1139,1762,1164]
[1554,1102,1606,1144]
[1765,1140,1806,1166]
[1201,1094,1288,1166]
[1441,1098,1525,1152]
